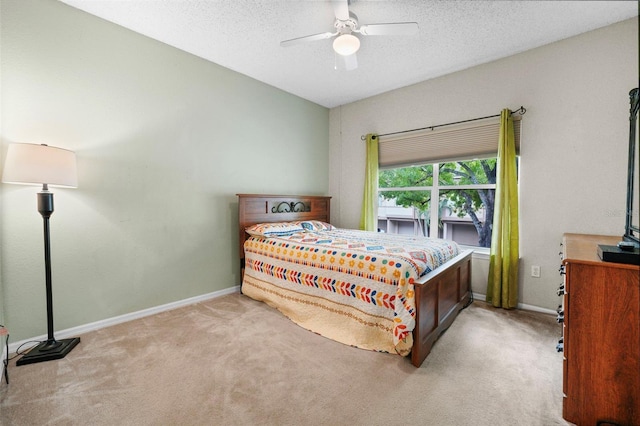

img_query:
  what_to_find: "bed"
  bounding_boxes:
[237,194,473,367]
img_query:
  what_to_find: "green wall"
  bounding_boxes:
[0,0,329,341]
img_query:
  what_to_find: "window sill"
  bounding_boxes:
[458,245,490,260]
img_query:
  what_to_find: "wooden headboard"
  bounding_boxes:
[237,194,332,265]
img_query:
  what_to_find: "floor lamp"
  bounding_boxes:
[2,143,81,365]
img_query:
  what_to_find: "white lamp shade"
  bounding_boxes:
[333,34,360,56]
[2,143,78,188]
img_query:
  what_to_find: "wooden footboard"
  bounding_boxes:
[411,249,473,367]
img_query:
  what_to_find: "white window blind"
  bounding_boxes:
[378,115,521,168]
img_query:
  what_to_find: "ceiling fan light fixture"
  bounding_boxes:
[333,34,360,56]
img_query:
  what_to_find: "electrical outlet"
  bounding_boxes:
[531,265,541,278]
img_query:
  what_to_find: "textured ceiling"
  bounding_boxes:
[59,0,638,108]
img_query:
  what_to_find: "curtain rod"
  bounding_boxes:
[360,106,527,141]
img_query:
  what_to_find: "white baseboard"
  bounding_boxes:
[472,292,556,315]
[8,286,240,354]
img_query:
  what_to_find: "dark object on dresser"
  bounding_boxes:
[597,244,640,265]
[623,88,639,246]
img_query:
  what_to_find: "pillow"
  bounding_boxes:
[299,220,335,232]
[246,222,306,237]
[246,220,335,237]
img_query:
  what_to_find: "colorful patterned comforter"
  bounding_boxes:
[242,228,460,356]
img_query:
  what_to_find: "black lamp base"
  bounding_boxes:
[16,337,80,366]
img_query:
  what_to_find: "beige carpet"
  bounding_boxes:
[0,293,570,426]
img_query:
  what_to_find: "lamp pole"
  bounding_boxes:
[38,185,58,348]
[15,186,81,365]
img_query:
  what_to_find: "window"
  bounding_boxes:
[378,115,521,247]
[375,114,521,248]
[378,158,517,248]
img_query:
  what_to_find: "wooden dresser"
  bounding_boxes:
[560,233,639,426]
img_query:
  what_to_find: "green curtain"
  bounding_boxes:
[487,109,519,309]
[359,134,378,231]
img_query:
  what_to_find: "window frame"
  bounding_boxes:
[378,159,499,249]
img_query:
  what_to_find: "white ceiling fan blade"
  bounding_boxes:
[331,0,350,21]
[280,32,336,47]
[359,22,419,36]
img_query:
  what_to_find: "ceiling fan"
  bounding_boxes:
[280,0,419,71]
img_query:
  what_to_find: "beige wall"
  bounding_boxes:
[0,0,329,341]
[329,18,639,311]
